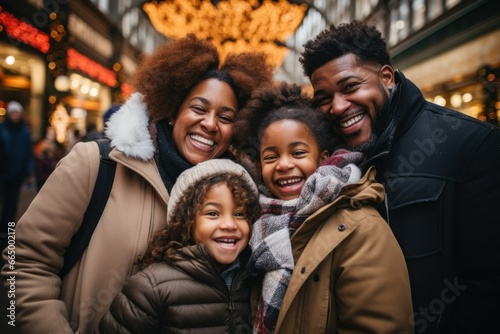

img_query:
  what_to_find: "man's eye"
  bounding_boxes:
[344,82,359,91]
[317,97,331,106]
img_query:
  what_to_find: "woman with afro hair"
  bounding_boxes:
[2,34,274,334]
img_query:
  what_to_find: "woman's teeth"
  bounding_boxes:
[191,134,214,147]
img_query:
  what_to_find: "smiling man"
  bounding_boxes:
[300,21,500,334]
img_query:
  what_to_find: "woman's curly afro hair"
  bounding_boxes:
[300,21,392,78]
[233,81,338,163]
[131,34,275,126]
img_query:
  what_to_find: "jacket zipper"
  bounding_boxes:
[228,262,240,333]
[228,295,235,332]
[200,244,237,332]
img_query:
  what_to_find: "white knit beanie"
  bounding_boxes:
[167,159,258,224]
[7,101,23,114]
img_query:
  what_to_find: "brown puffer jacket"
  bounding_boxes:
[98,245,253,333]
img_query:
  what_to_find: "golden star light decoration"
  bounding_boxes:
[143,0,308,68]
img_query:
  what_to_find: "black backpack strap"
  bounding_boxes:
[59,139,116,278]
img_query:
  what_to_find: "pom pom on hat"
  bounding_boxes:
[167,159,258,225]
[7,101,23,114]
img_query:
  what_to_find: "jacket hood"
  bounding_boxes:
[105,92,156,161]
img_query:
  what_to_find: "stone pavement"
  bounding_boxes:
[0,182,37,333]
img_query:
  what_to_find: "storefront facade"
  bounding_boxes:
[0,1,50,141]
[0,0,140,145]
[389,0,500,126]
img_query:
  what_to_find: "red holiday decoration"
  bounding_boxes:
[67,48,117,87]
[0,7,50,53]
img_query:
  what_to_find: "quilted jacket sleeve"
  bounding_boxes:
[99,269,162,333]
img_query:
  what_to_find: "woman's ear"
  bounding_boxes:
[319,149,330,164]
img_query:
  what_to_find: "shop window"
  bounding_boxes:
[446,0,462,10]
[425,83,494,121]
[428,0,443,21]
[412,0,425,31]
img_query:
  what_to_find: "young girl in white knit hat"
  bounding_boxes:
[99,159,260,333]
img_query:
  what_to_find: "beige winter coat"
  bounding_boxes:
[275,168,414,333]
[1,94,171,333]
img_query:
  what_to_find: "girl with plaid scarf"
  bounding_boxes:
[233,82,414,334]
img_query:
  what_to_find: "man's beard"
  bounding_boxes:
[346,133,377,152]
[344,84,391,153]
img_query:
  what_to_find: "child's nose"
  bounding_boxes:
[220,216,238,230]
[277,156,293,170]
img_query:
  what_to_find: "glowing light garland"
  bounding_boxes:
[0,6,50,53]
[67,48,117,87]
[49,103,70,143]
[143,0,308,67]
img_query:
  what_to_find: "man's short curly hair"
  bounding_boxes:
[233,81,338,162]
[300,21,392,78]
[131,34,275,125]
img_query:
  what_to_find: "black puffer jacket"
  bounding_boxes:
[98,245,253,333]
[364,71,500,334]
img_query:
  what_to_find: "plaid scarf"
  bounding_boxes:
[248,149,365,333]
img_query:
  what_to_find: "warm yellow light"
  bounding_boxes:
[462,93,473,103]
[433,95,446,106]
[49,104,70,144]
[450,93,462,108]
[143,0,308,68]
[6,55,15,65]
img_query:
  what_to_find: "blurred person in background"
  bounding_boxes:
[0,101,34,237]
[34,141,59,191]
[80,105,120,143]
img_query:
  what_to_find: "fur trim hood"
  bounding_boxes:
[105,92,156,161]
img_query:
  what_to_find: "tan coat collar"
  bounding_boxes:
[109,149,169,205]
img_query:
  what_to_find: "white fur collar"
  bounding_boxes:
[105,92,155,161]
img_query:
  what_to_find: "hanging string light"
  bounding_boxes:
[49,103,70,143]
[143,0,308,67]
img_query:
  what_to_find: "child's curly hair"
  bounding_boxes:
[299,21,392,78]
[139,173,260,269]
[131,34,275,128]
[233,81,338,163]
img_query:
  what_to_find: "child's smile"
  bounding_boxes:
[260,119,329,200]
[192,183,250,268]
